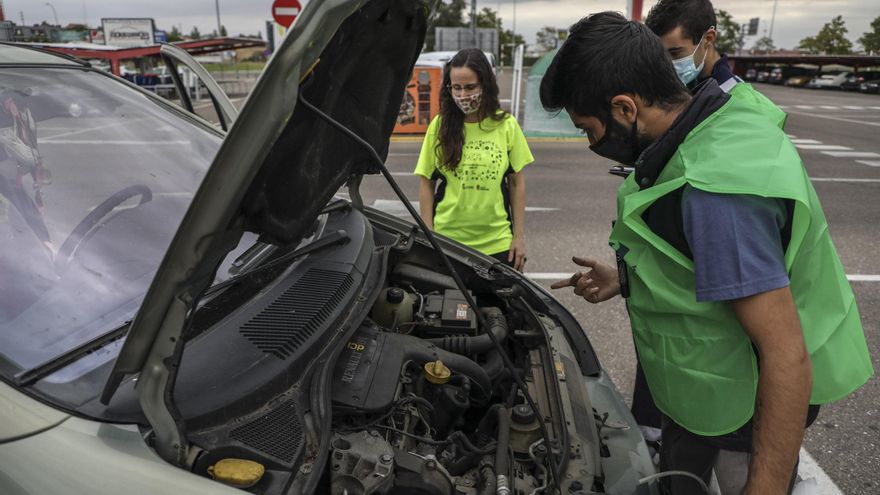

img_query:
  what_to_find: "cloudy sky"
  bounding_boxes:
[6,0,877,50]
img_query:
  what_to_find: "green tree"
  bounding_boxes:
[167,25,183,42]
[220,25,228,37]
[476,7,499,28]
[189,26,201,40]
[798,16,852,54]
[752,36,775,52]
[714,9,743,54]
[535,26,561,51]
[858,16,880,53]
[425,0,467,51]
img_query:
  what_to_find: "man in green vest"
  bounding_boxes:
[645,0,786,129]
[540,11,873,495]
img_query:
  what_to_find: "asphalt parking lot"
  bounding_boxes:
[196,81,879,493]
[365,84,880,494]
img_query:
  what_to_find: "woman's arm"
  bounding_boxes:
[418,176,436,230]
[508,171,526,271]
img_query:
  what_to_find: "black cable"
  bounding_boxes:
[297,92,561,493]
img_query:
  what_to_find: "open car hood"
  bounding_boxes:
[100,0,431,463]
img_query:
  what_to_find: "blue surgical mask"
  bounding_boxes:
[672,30,710,85]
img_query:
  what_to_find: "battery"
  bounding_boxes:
[418,289,478,337]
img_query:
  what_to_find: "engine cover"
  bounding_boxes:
[331,323,402,412]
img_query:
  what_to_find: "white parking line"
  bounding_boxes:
[821,151,880,158]
[843,105,864,110]
[811,177,880,183]
[795,105,815,109]
[789,139,822,144]
[798,448,844,495]
[819,105,839,110]
[855,160,880,167]
[524,272,879,283]
[795,144,852,151]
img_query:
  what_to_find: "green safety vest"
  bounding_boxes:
[727,81,787,129]
[609,93,873,436]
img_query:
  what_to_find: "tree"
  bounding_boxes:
[189,26,201,40]
[858,16,880,53]
[752,36,775,52]
[476,7,499,29]
[424,0,467,51]
[168,26,183,42]
[798,16,852,54]
[714,9,743,54]
[535,26,562,51]
[220,25,228,37]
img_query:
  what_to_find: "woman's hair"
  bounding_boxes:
[436,48,505,171]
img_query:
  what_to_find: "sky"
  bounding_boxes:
[5,0,877,51]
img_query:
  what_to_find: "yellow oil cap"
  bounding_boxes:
[208,458,265,488]
[424,360,451,384]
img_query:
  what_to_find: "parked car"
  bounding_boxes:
[785,74,814,87]
[769,66,815,85]
[842,71,880,91]
[861,78,880,94]
[755,70,771,82]
[744,68,758,81]
[0,2,657,494]
[806,71,852,89]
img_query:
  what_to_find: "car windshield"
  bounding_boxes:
[0,67,221,381]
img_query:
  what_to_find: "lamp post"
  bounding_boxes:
[215,0,222,37]
[45,2,59,26]
[769,0,778,41]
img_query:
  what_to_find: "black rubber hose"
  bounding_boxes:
[478,465,496,495]
[427,307,509,354]
[495,407,511,478]
[387,333,492,402]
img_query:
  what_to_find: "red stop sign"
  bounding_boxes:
[272,0,302,28]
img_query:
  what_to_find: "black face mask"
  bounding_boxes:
[589,115,647,167]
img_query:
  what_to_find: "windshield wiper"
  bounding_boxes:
[14,322,131,387]
[203,229,349,297]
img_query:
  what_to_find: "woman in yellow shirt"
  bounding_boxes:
[414,48,534,271]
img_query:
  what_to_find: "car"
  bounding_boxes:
[841,71,880,91]
[417,50,497,70]
[744,68,757,81]
[861,78,880,94]
[805,71,852,89]
[0,2,658,494]
[755,70,770,83]
[785,74,814,87]
[768,66,815,85]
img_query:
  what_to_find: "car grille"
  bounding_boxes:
[239,268,354,359]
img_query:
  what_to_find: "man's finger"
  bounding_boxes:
[550,271,581,289]
[572,256,599,268]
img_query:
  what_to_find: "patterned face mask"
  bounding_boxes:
[453,92,482,115]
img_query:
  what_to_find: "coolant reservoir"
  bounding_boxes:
[509,404,542,454]
[371,287,415,329]
[207,458,265,488]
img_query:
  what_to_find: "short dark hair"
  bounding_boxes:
[539,11,689,121]
[645,0,717,44]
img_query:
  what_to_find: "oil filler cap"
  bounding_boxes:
[386,287,405,304]
[208,458,265,488]
[511,404,537,425]
[424,360,451,384]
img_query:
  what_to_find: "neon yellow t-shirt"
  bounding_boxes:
[414,114,534,255]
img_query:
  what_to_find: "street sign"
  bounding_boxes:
[747,17,760,36]
[272,0,302,28]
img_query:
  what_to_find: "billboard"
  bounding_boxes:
[102,18,156,47]
[435,27,499,59]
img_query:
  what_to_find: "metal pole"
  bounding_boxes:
[769,0,778,41]
[470,0,477,48]
[45,2,58,25]
[512,0,516,43]
[215,0,222,37]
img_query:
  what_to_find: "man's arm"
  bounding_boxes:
[732,286,812,495]
[418,176,435,230]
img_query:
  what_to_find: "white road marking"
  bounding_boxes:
[821,151,880,158]
[795,105,816,109]
[795,144,852,150]
[855,160,880,167]
[786,134,797,138]
[797,448,844,495]
[785,110,880,127]
[790,139,822,144]
[524,272,879,283]
[811,177,880,183]
[870,106,880,110]
[41,139,191,145]
[843,105,864,110]
[819,105,839,109]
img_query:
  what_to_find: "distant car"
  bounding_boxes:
[842,72,880,91]
[860,79,880,94]
[806,71,852,89]
[755,70,770,83]
[769,67,814,85]
[416,50,497,70]
[785,75,813,87]
[744,68,757,81]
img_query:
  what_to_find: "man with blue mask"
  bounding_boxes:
[646,0,786,128]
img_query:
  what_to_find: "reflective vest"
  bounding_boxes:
[609,94,873,436]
